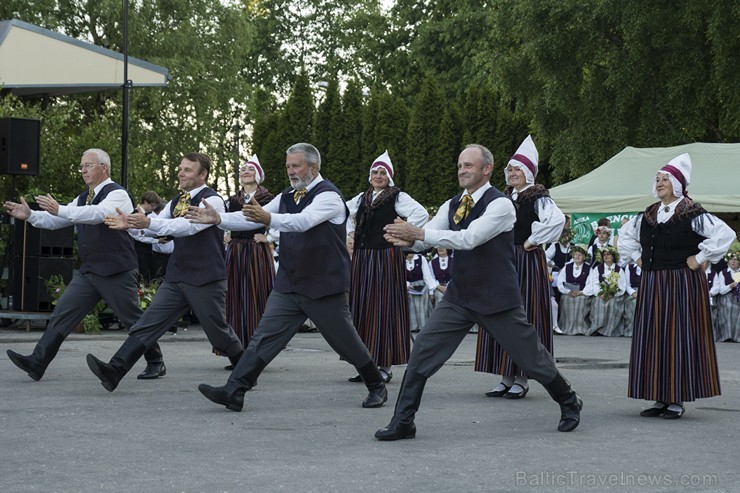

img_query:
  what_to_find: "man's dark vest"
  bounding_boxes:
[76,183,138,276]
[444,187,522,315]
[275,180,350,299]
[166,187,226,286]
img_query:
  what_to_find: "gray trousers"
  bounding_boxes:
[410,299,558,384]
[230,291,375,382]
[129,280,242,357]
[47,269,142,335]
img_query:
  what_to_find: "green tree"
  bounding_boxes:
[326,81,365,197]
[375,93,410,190]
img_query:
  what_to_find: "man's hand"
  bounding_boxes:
[127,211,151,229]
[686,255,701,271]
[4,197,32,220]
[185,200,221,225]
[104,208,131,230]
[384,217,424,246]
[35,194,60,216]
[242,197,271,225]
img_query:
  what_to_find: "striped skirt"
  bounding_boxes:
[559,295,591,335]
[226,238,275,346]
[715,292,740,342]
[587,294,625,336]
[474,246,553,376]
[628,268,721,402]
[350,247,410,366]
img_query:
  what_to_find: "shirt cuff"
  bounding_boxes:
[695,251,707,265]
[56,205,70,219]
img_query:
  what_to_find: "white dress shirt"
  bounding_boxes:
[413,183,515,252]
[142,184,225,238]
[583,263,626,297]
[557,262,586,295]
[406,254,437,294]
[28,178,133,230]
[218,174,345,233]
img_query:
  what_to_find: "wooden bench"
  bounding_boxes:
[0,311,53,332]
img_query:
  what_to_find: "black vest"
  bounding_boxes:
[353,189,400,249]
[628,264,642,289]
[166,187,226,285]
[227,194,267,240]
[444,187,522,315]
[431,256,453,285]
[565,263,591,290]
[507,185,549,246]
[551,244,571,271]
[76,183,138,276]
[275,180,350,299]
[639,201,705,271]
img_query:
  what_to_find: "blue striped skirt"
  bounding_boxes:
[628,268,720,402]
[350,247,410,366]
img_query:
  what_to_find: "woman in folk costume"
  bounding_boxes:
[546,227,574,334]
[405,251,437,335]
[621,261,641,337]
[556,245,592,335]
[618,153,736,419]
[714,250,740,342]
[429,247,453,307]
[588,225,612,266]
[475,135,565,399]
[223,155,275,367]
[345,151,428,383]
[582,246,626,336]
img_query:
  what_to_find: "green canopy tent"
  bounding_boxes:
[550,143,740,214]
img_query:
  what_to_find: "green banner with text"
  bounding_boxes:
[570,212,639,246]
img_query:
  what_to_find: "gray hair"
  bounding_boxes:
[287,143,321,170]
[83,148,112,172]
[464,144,494,167]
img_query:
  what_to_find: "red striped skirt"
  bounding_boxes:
[226,238,275,346]
[474,245,553,376]
[628,268,720,402]
[350,247,410,366]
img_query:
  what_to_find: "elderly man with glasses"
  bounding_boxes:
[4,148,165,382]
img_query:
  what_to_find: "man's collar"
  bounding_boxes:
[463,182,491,202]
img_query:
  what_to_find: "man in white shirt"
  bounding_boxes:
[375,144,583,440]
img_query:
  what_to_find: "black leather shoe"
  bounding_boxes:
[558,393,583,432]
[485,383,511,397]
[380,369,393,384]
[224,365,234,371]
[362,384,388,408]
[375,421,416,440]
[7,350,45,381]
[137,362,166,380]
[348,374,363,382]
[504,384,529,400]
[640,403,669,417]
[662,404,684,420]
[198,383,246,412]
[86,354,122,392]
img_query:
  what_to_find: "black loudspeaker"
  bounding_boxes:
[0,117,41,176]
[10,257,74,311]
[14,220,74,258]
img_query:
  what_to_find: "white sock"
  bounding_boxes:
[651,401,667,409]
[514,376,528,388]
[501,376,515,387]
[667,403,683,412]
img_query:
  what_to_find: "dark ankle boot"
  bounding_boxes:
[375,370,427,440]
[198,381,247,412]
[86,336,147,392]
[543,372,583,432]
[138,343,166,379]
[231,354,265,390]
[357,361,388,408]
[7,331,66,381]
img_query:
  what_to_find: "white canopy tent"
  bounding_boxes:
[0,19,168,96]
[550,143,740,214]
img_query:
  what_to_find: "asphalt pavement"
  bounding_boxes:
[0,325,738,493]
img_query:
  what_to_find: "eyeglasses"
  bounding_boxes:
[79,162,103,171]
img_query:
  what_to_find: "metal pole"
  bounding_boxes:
[121,0,130,188]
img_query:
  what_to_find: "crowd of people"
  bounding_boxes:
[4,139,737,437]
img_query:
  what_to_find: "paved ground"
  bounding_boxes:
[0,325,738,493]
